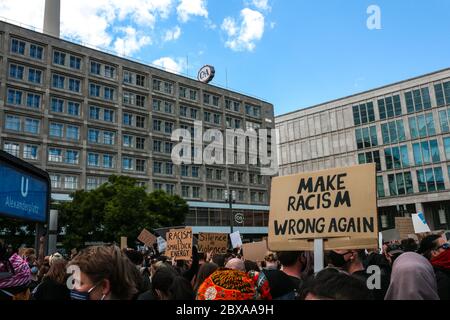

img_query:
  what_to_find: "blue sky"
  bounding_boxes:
[1,0,449,116]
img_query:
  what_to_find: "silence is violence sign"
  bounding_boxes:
[268,164,378,251]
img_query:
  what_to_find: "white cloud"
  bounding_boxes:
[163,26,181,42]
[152,56,186,74]
[177,0,208,22]
[0,0,173,53]
[248,0,271,11]
[113,26,152,56]
[222,8,265,52]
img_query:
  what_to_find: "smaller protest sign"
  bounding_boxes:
[412,213,431,234]
[120,237,127,250]
[198,233,228,255]
[138,229,157,247]
[230,231,243,249]
[395,217,415,240]
[242,240,268,262]
[157,236,167,253]
[381,229,401,243]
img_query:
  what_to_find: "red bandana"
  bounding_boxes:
[431,249,450,270]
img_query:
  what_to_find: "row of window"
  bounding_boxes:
[9,63,43,84]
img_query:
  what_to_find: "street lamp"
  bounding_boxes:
[224,189,236,234]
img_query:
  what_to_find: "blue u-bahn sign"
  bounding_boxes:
[0,150,50,223]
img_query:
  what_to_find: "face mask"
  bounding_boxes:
[70,283,101,301]
[327,251,350,268]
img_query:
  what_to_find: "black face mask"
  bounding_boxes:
[327,251,350,268]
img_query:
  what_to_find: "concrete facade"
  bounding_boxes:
[0,22,274,235]
[276,68,450,231]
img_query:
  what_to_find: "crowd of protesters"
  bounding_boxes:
[1,232,449,301]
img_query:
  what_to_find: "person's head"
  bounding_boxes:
[124,249,144,266]
[264,251,279,269]
[152,266,194,300]
[194,262,218,293]
[277,251,302,268]
[44,259,67,285]
[244,260,259,273]
[401,238,418,252]
[198,252,206,263]
[212,254,226,268]
[302,269,372,300]
[225,258,246,272]
[49,252,64,266]
[418,235,449,260]
[385,252,439,300]
[326,250,365,271]
[68,245,138,300]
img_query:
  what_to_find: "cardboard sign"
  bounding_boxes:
[120,237,127,250]
[395,217,415,240]
[268,164,378,251]
[157,236,167,253]
[242,240,268,262]
[381,229,401,243]
[138,229,157,247]
[230,231,243,249]
[412,213,431,234]
[198,233,228,255]
[166,228,193,260]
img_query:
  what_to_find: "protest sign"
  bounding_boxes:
[395,217,415,240]
[381,229,401,243]
[242,240,268,262]
[120,237,127,250]
[412,213,431,234]
[157,236,167,253]
[230,231,243,249]
[166,228,193,260]
[197,233,228,255]
[138,229,157,247]
[268,164,378,251]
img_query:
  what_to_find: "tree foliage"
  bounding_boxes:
[58,175,189,250]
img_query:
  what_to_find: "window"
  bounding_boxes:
[68,102,80,116]
[204,93,210,105]
[90,106,100,120]
[358,150,381,171]
[405,88,432,113]
[4,142,20,157]
[153,79,161,91]
[89,83,101,97]
[124,71,132,84]
[7,89,22,105]
[136,75,145,87]
[435,81,450,107]
[51,98,64,113]
[417,167,445,192]
[48,148,63,162]
[104,87,114,101]
[23,145,38,160]
[409,113,436,139]
[49,123,63,138]
[53,51,66,65]
[123,113,133,126]
[190,108,198,120]
[388,172,414,196]
[65,176,78,190]
[88,153,100,167]
[192,166,200,178]
[9,64,24,79]
[384,146,409,170]
[28,69,42,84]
[180,106,188,117]
[11,39,25,55]
[179,87,187,98]
[136,95,146,108]
[355,126,378,150]
[378,95,402,120]
[68,78,81,92]
[104,65,115,79]
[103,109,114,122]
[122,158,133,170]
[193,187,200,198]
[52,74,65,89]
[164,101,173,114]
[165,162,173,175]
[189,89,197,101]
[136,116,145,128]
[214,114,221,125]
[245,104,262,118]
[152,99,161,112]
[123,135,133,148]
[164,142,173,154]
[444,137,450,160]
[165,122,173,134]
[5,115,20,131]
[65,150,79,164]
[153,120,162,131]
[103,155,114,168]
[164,82,173,94]
[66,125,79,140]
[103,131,115,145]
[88,129,100,143]
[381,120,406,144]
[412,140,440,165]
[70,56,81,70]
[50,175,61,189]
[213,96,220,107]
[182,186,190,198]
[153,140,162,153]
[136,137,145,150]
[136,159,146,172]
[29,44,43,59]
[204,112,211,122]
[90,61,101,75]
[24,119,39,134]
[377,176,385,198]
[26,93,41,108]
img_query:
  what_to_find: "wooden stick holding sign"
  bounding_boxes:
[268,164,378,273]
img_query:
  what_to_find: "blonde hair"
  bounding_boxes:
[264,251,278,262]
